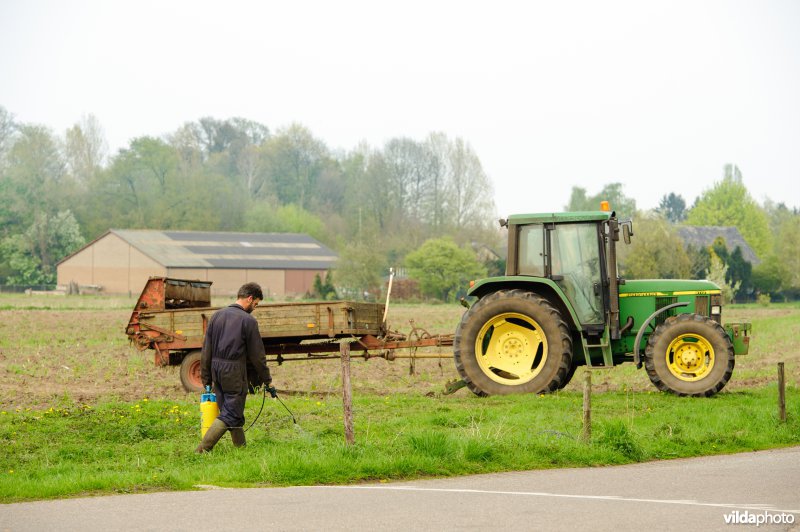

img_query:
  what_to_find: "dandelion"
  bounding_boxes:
[1,411,6,415]
[316,401,322,406]
[8,470,13,474]
[143,398,149,402]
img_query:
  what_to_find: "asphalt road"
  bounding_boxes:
[2,447,799,531]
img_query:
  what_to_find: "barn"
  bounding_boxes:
[56,229,338,297]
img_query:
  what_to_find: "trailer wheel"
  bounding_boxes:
[454,289,573,396]
[644,313,734,397]
[179,350,204,393]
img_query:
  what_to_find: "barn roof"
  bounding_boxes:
[676,226,761,265]
[67,230,338,270]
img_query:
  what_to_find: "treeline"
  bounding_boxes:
[2,105,798,302]
[567,170,800,302]
[0,106,497,294]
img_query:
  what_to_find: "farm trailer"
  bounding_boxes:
[125,277,453,392]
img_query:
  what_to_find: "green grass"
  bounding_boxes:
[0,297,798,501]
[1,386,798,502]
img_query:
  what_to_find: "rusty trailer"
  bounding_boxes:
[125,277,453,392]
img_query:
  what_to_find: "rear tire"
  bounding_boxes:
[644,313,734,397]
[454,289,573,396]
[556,360,579,390]
[179,350,204,393]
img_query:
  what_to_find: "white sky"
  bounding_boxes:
[1,0,799,216]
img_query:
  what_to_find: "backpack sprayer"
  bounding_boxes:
[200,386,220,437]
[200,384,296,437]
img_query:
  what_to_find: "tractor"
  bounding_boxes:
[454,206,751,397]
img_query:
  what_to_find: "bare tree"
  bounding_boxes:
[431,134,495,230]
[0,106,16,167]
[236,144,266,196]
[65,114,107,184]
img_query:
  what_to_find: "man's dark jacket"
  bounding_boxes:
[201,304,271,428]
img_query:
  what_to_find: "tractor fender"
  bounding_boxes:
[632,302,690,368]
[467,276,583,331]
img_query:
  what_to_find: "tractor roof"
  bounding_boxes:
[507,211,612,225]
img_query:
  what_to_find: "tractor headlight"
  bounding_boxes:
[711,305,721,315]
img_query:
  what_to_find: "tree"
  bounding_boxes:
[565,183,636,219]
[65,114,107,185]
[311,271,337,300]
[244,202,330,244]
[758,202,800,297]
[0,106,15,168]
[188,116,269,157]
[436,135,495,230]
[705,252,740,304]
[1,210,85,285]
[5,124,66,227]
[383,137,438,225]
[715,242,752,301]
[657,192,687,223]
[686,164,771,257]
[405,238,487,301]
[264,124,329,209]
[619,214,691,279]
[335,240,387,298]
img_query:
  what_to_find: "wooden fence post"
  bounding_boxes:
[582,370,592,443]
[778,362,786,423]
[341,341,355,445]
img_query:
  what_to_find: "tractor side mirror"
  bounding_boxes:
[622,221,633,244]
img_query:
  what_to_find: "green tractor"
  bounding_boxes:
[454,209,751,397]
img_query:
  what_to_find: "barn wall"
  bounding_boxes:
[57,233,165,294]
[57,243,95,287]
[246,270,285,299]
[166,268,208,282]
[285,270,327,297]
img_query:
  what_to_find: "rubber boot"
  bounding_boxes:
[230,427,246,448]
[195,419,228,453]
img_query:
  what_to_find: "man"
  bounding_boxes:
[195,282,272,453]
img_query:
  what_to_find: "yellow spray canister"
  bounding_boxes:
[200,386,220,437]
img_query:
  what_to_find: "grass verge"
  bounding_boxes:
[1,385,798,502]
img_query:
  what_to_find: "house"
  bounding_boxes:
[676,226,760,265]
[56,229,337,297]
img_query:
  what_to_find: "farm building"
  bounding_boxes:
[56,229,338,297]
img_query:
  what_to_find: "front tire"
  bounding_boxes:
[644,313,734,397]
[454,289,573,396]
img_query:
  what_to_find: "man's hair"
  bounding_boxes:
[238,282,264,300]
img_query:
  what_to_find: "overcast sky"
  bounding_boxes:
[2,0,799,216]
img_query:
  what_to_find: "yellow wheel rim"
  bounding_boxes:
[475,312,547,385]
[666,333,715,382]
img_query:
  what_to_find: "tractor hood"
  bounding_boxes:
[619,279,721,297]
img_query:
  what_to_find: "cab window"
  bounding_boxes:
[517,224,545,276]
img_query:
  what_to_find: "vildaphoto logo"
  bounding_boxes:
[723,510,795,526]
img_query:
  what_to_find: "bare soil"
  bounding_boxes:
[0,297,797,409]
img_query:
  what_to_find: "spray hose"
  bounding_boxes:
[244,386,296,432]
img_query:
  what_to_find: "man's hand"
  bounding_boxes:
[267,386,278,399]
